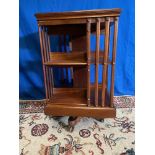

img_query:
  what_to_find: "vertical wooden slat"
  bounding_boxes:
[95,18,100,107]
[38,26,48,100]
[105,24,111,105]
[47,33,54,96]
[45,28,53,98]
[86,19,91,106]
[110,17,118,107]
[102,17,110,107]
[44,29,51,99]
[42,27,50,99]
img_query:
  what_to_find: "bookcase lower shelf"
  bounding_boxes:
[44,87,116,118]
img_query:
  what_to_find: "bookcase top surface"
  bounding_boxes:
[35,8,121,21]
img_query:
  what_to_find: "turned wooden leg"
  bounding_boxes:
[68,116,81,131]
[52,116,81,132]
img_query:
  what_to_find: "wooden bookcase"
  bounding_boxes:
[35,9,121,119]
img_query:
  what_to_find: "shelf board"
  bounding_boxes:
[46,85,110,106]
[44,51,87,66]
[44,60,87,66]
[44,51,111,66]
[47,87,87,106]
[45,86,114,118]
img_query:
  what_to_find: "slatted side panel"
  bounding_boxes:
[110,17,119,107]
[102,17,110,107]
[45,28,54,97]
[44,28,52,99]
[38,26,49,100]
[42,27,51,100]
[48,33,56,97]
[86,19,91,106]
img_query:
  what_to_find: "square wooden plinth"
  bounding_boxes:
[45,104,116,118]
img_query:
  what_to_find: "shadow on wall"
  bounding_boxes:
[19,32,45,99]
[19,32,65,99]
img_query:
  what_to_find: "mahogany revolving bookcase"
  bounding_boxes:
[35,9,121,120]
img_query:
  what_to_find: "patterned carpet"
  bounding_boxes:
[19,96,135,155]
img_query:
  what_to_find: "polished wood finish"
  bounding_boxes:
[95,18,100,107]
[44,51,112,66]
[86,19,91,106]
[45,105,116,118]
[35,9,121,21]
[102,17,110,107]
[110,17,119,107]
[35,9,121,119]
[47,34,54,96]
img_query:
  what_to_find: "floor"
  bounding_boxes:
[19,96,135,155]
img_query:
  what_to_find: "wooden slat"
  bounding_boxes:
[86,19,91,106]
[105,21,111,106]
[45,31,54,97]
[44,29,52,99]
[42,27,51,99]
[47,34,54,91]
[110,17,118,107]
[102,17,110,107]
[95,18,100,107]
[47,34,55,93]
[38,26,48,100]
